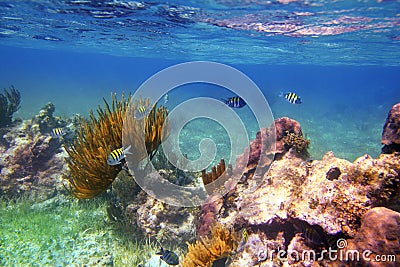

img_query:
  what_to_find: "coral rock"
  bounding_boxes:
[125,191,197,245]
[382,103,400,153]
[32,102,67,134]
[342,207,400,267]
[194,113,400,266]
[229,151,399,237]
[233,117,303,183]
[271,117,303,156]
[0,121,67,200]
[196,196,223,237]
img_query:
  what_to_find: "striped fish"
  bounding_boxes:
[302,227,324,246]
[51,128,66,138]
[280,92,302,104]
[223,96,247,108]
[156,247,179,266]
[107,145,132,165]
[242,228,249,244]
[134,104,152,120]
[236,227,249,253]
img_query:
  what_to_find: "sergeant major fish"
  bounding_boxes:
[106,145,132,165]
[134,104,152,120]
[222,96,247,108]
[279,92,302,104]
[236,227,249,253]
[241,228,248,244]
[51,128,66,138]
[302,226,325,247]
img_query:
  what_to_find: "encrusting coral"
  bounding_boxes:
[0,86,21,128]
[281,130,310,154]
[181,223,238,267]
[64,94,169,199]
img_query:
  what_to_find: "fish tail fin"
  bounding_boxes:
[278,92,284,98]
[155,247,163,255]
[220,98,228,104]
[123,145,133,155]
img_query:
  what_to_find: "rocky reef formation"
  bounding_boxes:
[341,207,400,267]
[108,169,198,246]
[125,192,197,243]
[0,102,69,200]
[382,103,400,154]
[188,104,400,266]
[31,102,67,134]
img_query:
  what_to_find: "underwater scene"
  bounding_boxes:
[0,0,400,266]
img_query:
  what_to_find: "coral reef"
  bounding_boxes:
[0,116,68,200]
[64,95,169,199]
[181,223,238,267]
[196,197,224,237]
[0,86,21,128]
[31,102,67,134]
[111,170,141,207]
[193,113,400,266]
[234,117,302,185]
[341,207,400,267]
[382,103,400,153]
[125,191,197,245]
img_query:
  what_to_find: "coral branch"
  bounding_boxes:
[0,85,21,127]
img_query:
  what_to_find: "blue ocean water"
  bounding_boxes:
[0,1,400,266]
[1,0,399,162]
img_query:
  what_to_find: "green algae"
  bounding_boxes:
[0,196,157,266]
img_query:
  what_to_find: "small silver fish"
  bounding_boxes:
[107,145,132,165]
[164,94,169,104]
